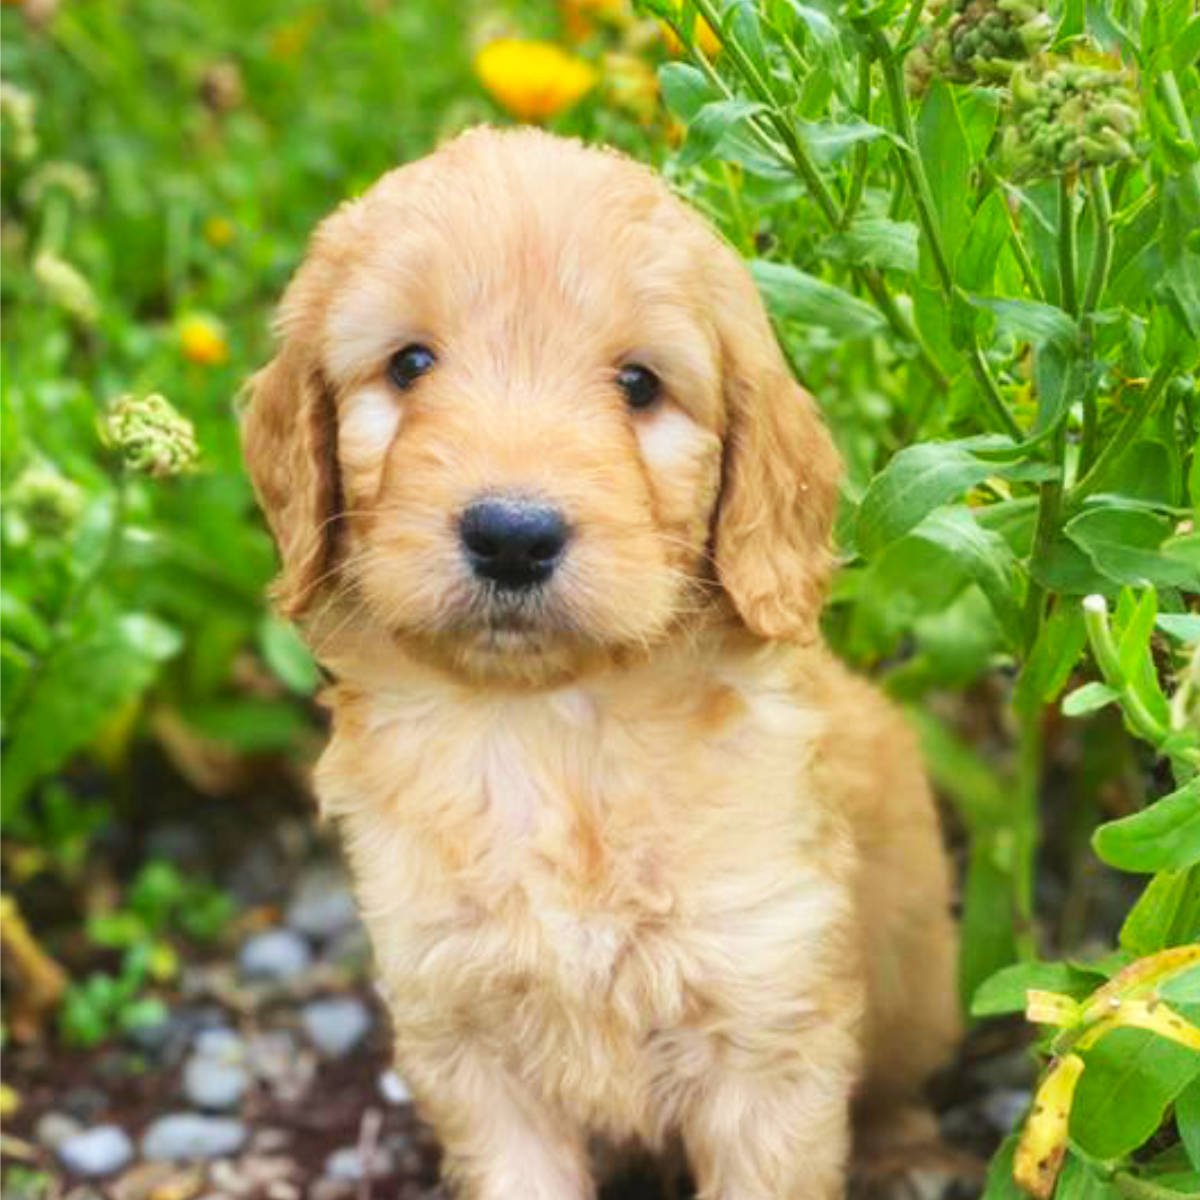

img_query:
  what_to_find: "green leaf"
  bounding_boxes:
[258,615,319,695]
[856,439,1047,558]
[981,1135,1022,1200]
[177,698,310,753]
[1070,1027,1200,1160]
[1163,965,1200,1005]
[971,960,1104,1017]
[1,611,181,811]
[1118,588,1159,681]
[970,295,1080,347]
[749,260,886,340]
[795,119,893,165]
[657,63,718,122]
[960,831,1020,1007]
[1157,614,1200,643]
[1065,506,1200,590]
[818,217,919,273]
[1178,1075,1200,1170]
[679,99,767,167]
[1055,1153,1120,1200]
[1062,681,1120,717]
[916,82,975,266]
[907,506,1024,647]
[1093,779,1200,873]
[1121,868,1200,956]
[1015,601,1088,715]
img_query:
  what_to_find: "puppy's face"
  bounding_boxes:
[244,130,840,684]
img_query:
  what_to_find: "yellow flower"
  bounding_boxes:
[660,11,722,57]
[560,0,632,42]
[179,314,229,366]
[203,216,236,248]
[475,38,599,123]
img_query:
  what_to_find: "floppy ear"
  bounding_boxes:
[241,344,341,621]
[711,267,842,644]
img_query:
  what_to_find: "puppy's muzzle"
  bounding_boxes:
[459,497,569,591]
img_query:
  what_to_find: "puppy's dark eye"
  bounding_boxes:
[388,343,436,390]
[616,364,661,411]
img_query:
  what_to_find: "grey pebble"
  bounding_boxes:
[36,1110,83,1150]
[194,1027,244,1059]
[324,1144,394,1182]
[286,869,359,942]
[301,995,371,1058]
[141,1112,247,1162]
[56,1125,134,1177]
[238,929,312,982]
[378,1069,412,1106]
[182,1054,250,1111]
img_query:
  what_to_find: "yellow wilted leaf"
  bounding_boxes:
[1025,989,1082,1027]
[1082,945,1200,1019]
[1014,1053,1085,1200]
[1076,998,1200,1052]
[474,39,598,123]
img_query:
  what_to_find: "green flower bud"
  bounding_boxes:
[9,464,86,536]
[33,251,99,326]
[0,81,37,162]
[102,393,199,478]
[20,161,97,210]
[1002,58,1141,178]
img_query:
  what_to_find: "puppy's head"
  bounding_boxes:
[243,129,840,684]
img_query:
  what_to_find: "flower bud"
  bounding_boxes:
[102,394,199,479]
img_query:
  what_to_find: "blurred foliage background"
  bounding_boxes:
[2,0,1199,1195]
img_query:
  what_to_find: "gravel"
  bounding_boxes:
[141,1113,248,1162]
[323,1144,395,1181]
[238,929,313,982]
[56,1125,135,1177]
[182,1053,250,1111]
[286,868,359,943]
[35,1110,83,1150]
[379,1069,412,1106]
[301,995,372,1058]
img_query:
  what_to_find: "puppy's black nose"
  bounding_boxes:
[459,499,569,590]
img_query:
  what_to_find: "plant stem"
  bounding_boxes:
[1013,703,1041,957]
[1023,427,1066,648]
[839,53,873,229]
[1058,173,1078,317]
[1001,191,1045,302]
[898,0,929,51]
[868,24,1018,434]
[685,6,952,393]
[1158,69,1200,213]
[1078,167,1113,475]
[1068,359,1175,506]
[1081,169,1112,317]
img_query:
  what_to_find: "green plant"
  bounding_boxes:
[639,0,1198,1186]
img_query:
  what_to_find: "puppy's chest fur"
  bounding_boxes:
[316,652,850,1130]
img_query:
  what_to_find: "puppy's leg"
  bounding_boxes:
[680,1017,860,1200]
[402,1041,593,1200]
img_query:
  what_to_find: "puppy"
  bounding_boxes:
[242,127,959,1200]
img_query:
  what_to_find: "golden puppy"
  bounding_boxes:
[243,127,959,1199]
